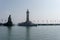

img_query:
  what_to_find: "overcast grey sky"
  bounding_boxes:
[0,0,60,24]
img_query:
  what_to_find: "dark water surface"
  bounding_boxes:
[0,26,60,40]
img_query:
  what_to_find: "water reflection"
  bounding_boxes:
[26,26,30,40]
[7,27,12,40]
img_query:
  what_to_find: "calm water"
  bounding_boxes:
[0,26,60,40]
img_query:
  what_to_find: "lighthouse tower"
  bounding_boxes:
[26,9,29,22]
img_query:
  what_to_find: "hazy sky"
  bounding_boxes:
[0,0,60,24]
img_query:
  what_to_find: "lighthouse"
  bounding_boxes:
[18,9,37,26]
[26,9,29,22]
